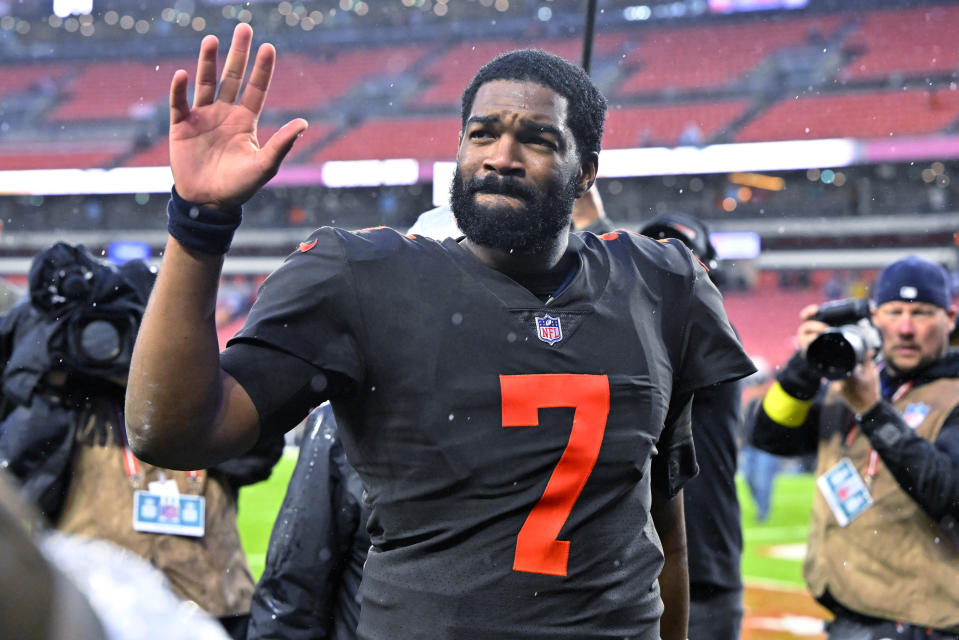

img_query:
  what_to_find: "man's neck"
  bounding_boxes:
[460,231,572,276]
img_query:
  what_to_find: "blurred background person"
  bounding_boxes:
[750,255,959,639]
[571,183,616,234]
[0,468,108,640]
[0,242,285,640]
[247,403,370,640]
[406,204,460,239]
[639,212,745,640]
[0,468,232,640]
[739,357,781,523]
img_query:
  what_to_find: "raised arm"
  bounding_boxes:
[125,24,307,470]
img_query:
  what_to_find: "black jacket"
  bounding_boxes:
[684,378,743,591]
[248,403,370,640]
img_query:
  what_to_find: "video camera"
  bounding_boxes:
[804,298,882,380]
[24,242,154,383]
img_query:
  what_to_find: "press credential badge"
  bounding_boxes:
[817,457,874,527]
[133,476,205,537]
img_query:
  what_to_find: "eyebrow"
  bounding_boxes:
[466,115,566,144]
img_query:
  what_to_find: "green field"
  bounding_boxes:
[237,451,298,580]
[238,454,816,586]
[739,472,816,588]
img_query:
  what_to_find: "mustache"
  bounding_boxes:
[467,174,538,202]
[891,342,919,348]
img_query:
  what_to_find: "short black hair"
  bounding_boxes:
[460,49,607,165]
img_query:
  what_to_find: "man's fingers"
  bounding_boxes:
[170,69,191,125]
[799,304,820,321]
[240,43,276,117]
[260,119,309,174]
[193,34,220,107]
[217,23,253,104]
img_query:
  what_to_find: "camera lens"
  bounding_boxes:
[806,328,861,380]
[79,320,122,362]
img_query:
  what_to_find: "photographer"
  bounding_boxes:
[751,255,959,639]
[0,242,283,640]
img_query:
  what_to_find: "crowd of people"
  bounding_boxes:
[0,20,956,640]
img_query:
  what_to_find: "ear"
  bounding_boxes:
[575,151,599,198]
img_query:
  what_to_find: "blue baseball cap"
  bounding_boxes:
[872,255,952,310]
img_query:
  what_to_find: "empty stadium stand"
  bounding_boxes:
[265,45,430,113]
[412,34,625,107]
[838,4,959,81]
[736,87,959,142]
[0,145,122,171]
[0,63,70,102]
[4,4,958,171]
[604,99,752,148]
[47,58,193,122]
[613,14,845,94]
[307,116,461,163]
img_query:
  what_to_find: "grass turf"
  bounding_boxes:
[237,451,297,581]
[239,454,817,586]
[739,472,816,588]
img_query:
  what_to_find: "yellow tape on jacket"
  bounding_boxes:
[762,382,813,428]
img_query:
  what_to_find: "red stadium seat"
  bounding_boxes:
[603,100,751,148]
[48,58,193,122]
[839,5,959,81]
[615,15,844,94]
[735,88,959,142]
[308,116,461,163]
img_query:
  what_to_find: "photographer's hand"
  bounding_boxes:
[797,304,829,355]
[169,23,307,210]
[838,351,881,416]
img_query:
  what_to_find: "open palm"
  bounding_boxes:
[169,23,307,210]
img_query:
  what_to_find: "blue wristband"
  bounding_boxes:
[166,186,242,255]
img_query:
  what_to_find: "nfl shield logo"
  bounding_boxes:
[535,315,563,345]
[901,403,930,429]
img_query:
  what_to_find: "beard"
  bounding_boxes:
[450,167,578,255]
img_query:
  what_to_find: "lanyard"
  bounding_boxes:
[113,408,201,491]
[843,380,913,487]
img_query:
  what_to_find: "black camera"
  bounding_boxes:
[26,242,154,381]
[805,298,882,380]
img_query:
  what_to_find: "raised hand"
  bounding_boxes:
[169,23,308,210]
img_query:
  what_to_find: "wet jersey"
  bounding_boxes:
[222,227,755,640]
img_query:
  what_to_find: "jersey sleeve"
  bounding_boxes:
[221,227,366,433]
[673,254,756,396]
[651,391,697,498]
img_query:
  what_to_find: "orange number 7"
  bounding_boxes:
[500,373,610,577]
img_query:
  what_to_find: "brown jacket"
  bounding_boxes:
[805,378,959,630]
[54,399,254,617]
